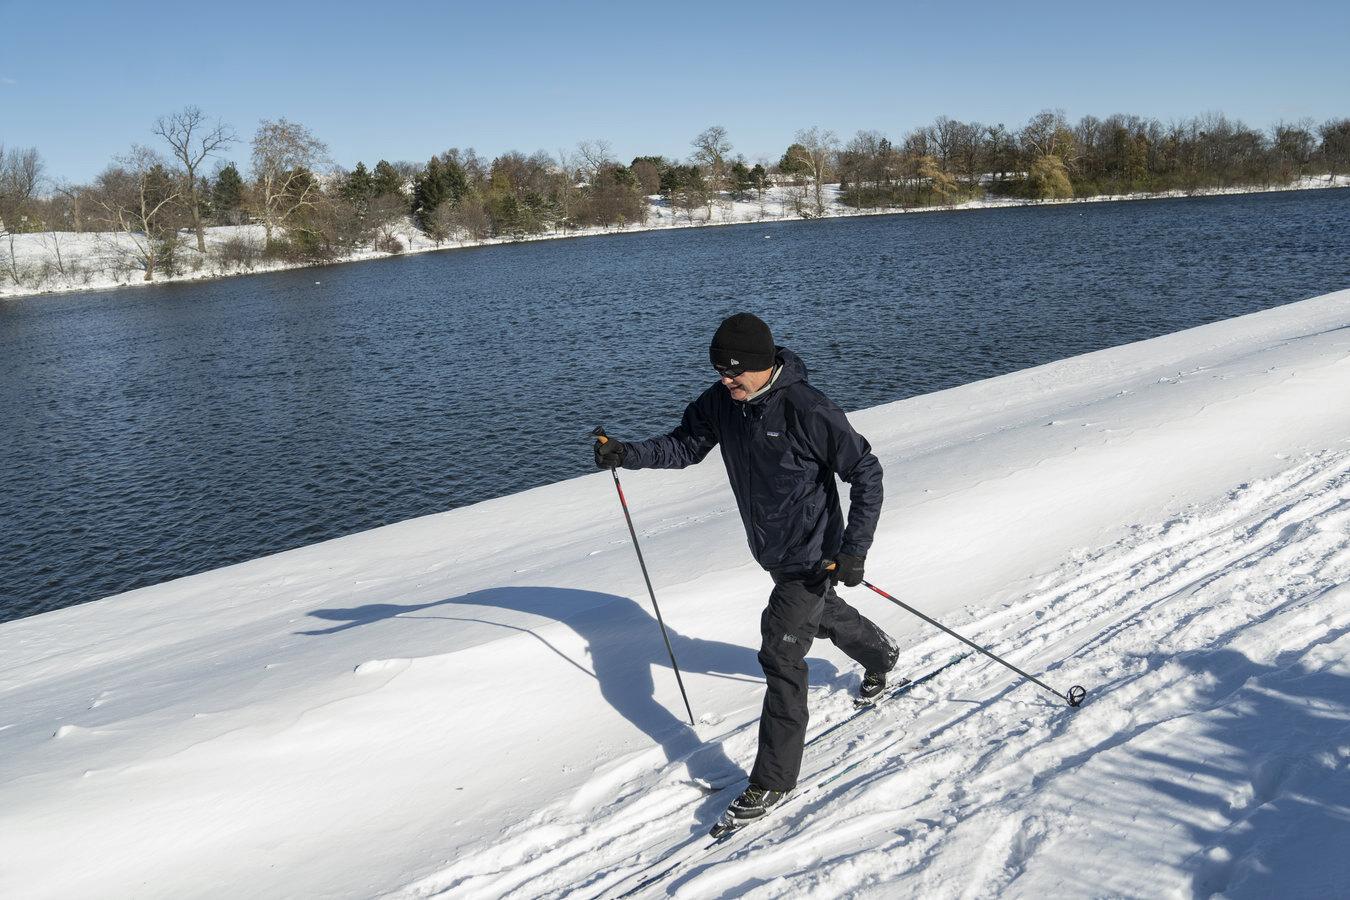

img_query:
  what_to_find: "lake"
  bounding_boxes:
[1,188,1347,621]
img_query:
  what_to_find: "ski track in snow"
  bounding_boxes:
[388,448,1350,899]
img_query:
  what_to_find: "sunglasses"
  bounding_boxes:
[713,363,747,378]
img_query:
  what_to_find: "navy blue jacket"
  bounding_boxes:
[623,348,883,573]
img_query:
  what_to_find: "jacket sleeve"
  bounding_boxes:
[622,387,720,470]
[799,398,884,557]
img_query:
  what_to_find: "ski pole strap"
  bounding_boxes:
[859,578,1086,708]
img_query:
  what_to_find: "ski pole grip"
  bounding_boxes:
[593,425,609,445]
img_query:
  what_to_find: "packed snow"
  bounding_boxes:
[3,175,1347,300]
[1,289,1348,899]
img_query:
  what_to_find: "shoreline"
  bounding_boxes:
[3,176,1346,302]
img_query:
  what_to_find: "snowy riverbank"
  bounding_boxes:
[3,175,1347,301]
[1,288,1347,897]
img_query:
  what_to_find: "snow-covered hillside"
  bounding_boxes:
[1,290,1348,898]
[3,176,1347,300]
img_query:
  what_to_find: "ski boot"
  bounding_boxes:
[856,636,901,707]
[710,784,790,839]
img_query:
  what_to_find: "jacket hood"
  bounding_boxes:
[746,346,806,402]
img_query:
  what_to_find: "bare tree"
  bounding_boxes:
[983,123,1018,182]
[787,127,839,216]
[1020,109,1078,167]
[249,118,330,245]
[50,179,91,232]
[1,145,44,284]
[1073,114,1107,183]
[574,139,614,183]
[31,181,79,279]
[1319,118,1350,180]
[782,180,811,217]
[630,156,663,196]
[691,125,733,192]
[582,163,647,228]
[1270,119,1317,183]
[37,229,70,278]
[88,146,185,281]
[951,120,987,187]
[552,147,584,232]
[931,116,961,172]
[839,130,889,208]
[153,106,235,253]
[432,194,491,242]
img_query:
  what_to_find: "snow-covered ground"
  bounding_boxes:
[3,175,1347,300]
[1,288,1347,897]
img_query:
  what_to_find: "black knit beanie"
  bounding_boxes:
[710,313,776,372]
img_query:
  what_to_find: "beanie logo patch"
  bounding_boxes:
[729,358,740,365]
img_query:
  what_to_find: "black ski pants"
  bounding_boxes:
[748,567,894,792]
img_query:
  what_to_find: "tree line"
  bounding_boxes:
[2,108,1347,285]
[832,111,1350,209]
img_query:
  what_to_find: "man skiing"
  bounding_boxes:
[594,312,898,830]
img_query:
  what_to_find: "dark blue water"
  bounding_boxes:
[2,189,1347,621]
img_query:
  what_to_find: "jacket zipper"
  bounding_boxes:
[743,401,762,558]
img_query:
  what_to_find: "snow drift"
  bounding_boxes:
[1,289,1348,898]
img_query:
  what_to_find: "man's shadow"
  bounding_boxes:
[299,586,841,808]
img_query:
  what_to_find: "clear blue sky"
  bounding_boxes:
[2,0,1347,183]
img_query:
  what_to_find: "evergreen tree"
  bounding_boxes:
[659,164,709,220]
[730,160,753,199]
[778,143,812,177]
[211,162,245,224]
[343,162,375,204]
[412,158,447,227]
[412,155,469,229]
[659,164,703,194]
[372,159,405,198]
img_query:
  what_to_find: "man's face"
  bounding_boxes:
[719,366,774,401]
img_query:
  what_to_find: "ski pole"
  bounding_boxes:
[831,566,1087,707]
[594,426,697,726]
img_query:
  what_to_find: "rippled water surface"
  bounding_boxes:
[2,189,1348,620]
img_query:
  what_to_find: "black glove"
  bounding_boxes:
[829,553,865,587]
[594,436,627,469]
